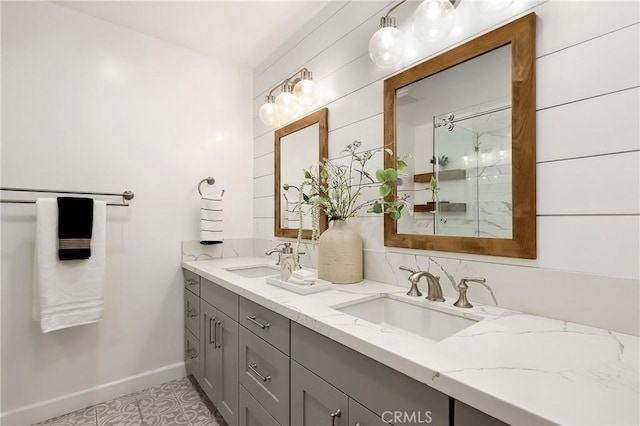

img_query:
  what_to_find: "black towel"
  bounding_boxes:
[57,197,94,261]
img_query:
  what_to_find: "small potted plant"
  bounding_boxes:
[296,141,411,283]
[430,155,449,168]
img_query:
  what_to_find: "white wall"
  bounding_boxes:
[1,1,253,423]
[252,1,640,334]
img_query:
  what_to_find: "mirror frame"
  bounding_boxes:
[383,13,536,258]
[274,108,329,239]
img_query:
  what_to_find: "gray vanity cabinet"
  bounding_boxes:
[291,360,349,426]
[291,322,449,426]
[184,269,509,426]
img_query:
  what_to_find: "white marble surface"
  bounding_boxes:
[182,256,639,426]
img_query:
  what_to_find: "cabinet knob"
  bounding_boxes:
[330,408,341,426]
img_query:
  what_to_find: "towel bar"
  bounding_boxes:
[0,187,134,206]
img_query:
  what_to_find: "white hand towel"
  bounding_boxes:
[200,196,224,244]
[33,198,106,333]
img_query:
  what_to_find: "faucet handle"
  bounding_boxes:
[453,277,486,308]
[399,266,422,297]
[399,266,417,274]
[461,277,486,285]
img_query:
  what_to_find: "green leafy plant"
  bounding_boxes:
[430,155,449,168]
[427,175,439,202]
[298,141,411,241]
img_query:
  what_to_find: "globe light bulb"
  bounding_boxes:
[475,0,514,14]
[411,0,456,44]
[293,70,319,107]
[369,17,405,67]
[259,95,281,126]
[275,82,300,121]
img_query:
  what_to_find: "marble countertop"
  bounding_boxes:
[183,257,639,426]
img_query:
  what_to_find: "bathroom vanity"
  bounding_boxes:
[182,257,639,426]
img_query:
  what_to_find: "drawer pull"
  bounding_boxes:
[185,278,198,287]
[246,315,270,329]
[186,347,198,360]
[185,342,198,360]
[209,317,218,348]
[215,321,222,348]
[185,301,198,318]
[330,408,341,426]
[248,363,271,382]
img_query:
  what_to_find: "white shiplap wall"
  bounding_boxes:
[252,0,640,331]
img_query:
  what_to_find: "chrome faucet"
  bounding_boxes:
[265,244,285,265]
[399,266,445,302]
[265,242,305,269]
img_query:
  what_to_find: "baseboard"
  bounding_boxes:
[1,362,186,426]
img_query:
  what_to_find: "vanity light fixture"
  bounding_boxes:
[412,0,459,43]
[368,0,511,67]
[369,2,407,67]
[259,68,319,125]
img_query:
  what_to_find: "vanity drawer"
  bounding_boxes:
[201,277,239,321]
[240,298,290,354]
[183,268,200,296]
[239,327,290,426]
[184,328,200,379]
[240,385,281,426]
[291,323,449,426]
[184,289,200,336]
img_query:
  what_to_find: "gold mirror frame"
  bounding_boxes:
[274,108,329,239]
[384,14,536,258]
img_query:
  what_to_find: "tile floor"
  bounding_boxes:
[32,376,226,426]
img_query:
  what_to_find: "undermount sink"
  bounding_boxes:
[225,265,279,279]
[334,295,479,342]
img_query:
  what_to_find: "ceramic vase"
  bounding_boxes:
[318,219,363,284]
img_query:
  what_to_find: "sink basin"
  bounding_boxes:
[334,295,478,342]
[225,265,279,279]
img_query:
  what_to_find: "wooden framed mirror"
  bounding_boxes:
[275,108,329,239]
[384,14,536,258]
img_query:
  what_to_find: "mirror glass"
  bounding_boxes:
[384,14,536,258]
[275,108,328,239]
[396,45,512,239]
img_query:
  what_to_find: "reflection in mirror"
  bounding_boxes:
[275,108,328,239]
[384,14,536,258]
[396,45,513,239]
[280,123,319,230]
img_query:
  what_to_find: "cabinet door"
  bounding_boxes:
[348,399,390,426]
[240,385,281,426]
[200,300,219,403]
[217,310,239,426]
[291,361,348,426]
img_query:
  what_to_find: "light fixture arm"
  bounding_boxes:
[267,67,312,97]
[384,0,409,19]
